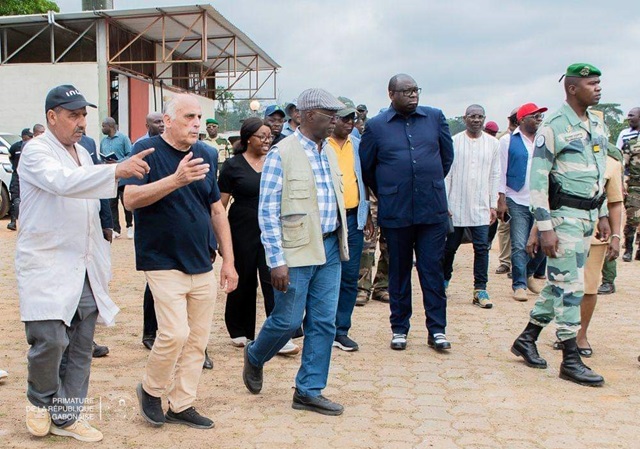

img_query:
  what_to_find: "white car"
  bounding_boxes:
[0,132,21,218]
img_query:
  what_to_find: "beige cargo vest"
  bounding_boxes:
[277,135,349,267]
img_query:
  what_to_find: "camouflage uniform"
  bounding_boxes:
[620,130,640,258]
[203,136,231,173]
[529,102,608,341]
[357,196,389,303]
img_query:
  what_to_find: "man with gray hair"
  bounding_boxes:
[124,93,238,429]
[242,88,348,415]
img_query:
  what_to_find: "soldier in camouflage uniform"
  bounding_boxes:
[618,108,640,261]
[511,63,610,387]
[356,196,389,305]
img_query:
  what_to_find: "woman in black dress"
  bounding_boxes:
[218,117,299,355]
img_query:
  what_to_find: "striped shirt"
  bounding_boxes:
[259,129,339,268]
[446,131,500,227]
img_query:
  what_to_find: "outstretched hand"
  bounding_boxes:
[173,152,210,187]
[115,148,154,180]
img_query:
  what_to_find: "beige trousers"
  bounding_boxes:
[497,220,511,267]
[143,269,217,412]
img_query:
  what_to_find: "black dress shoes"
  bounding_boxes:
[428,333,451,351]
[292,389,343,416]
[242,342,263,394]
[142,335,155,350]
[203,349,213,370]
[92,341,109,358]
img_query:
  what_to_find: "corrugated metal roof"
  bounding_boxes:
[0,4,279,72]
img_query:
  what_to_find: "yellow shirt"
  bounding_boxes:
[328,136,359,209]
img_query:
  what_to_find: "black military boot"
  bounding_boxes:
[622,226,635,262]
[6,218,16,231]
[511,322,547,369]
[559,338,604,386]
[635,236,640,260]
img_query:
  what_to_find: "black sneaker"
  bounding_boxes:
[428,333,451,351]
[166,407,214,429]
[332,335,359,352]
[136,383,165,427]
[292,389,343,416]
[92,341,109,358]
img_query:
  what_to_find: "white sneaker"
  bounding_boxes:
[278,339,301,356]
[50,417,103,442]
[113,231,121,239]
[0,369,7,380]
[230,336,248,347]
[127,227,134,239]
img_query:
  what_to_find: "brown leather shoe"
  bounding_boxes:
[495,264,510,274]
[372,291,389,303]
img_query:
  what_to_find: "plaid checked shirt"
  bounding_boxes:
[259,129,339,268]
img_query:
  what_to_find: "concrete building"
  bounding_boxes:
[0,5,279,143]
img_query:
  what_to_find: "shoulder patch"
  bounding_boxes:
[535,135,545,147]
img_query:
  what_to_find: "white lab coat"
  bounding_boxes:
[16,130,120,326]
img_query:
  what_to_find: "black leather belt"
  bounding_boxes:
[346,207,358,216]
[322,230,337,239]
[553,193,605,211]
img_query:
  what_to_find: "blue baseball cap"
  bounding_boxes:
[264,105,285,118]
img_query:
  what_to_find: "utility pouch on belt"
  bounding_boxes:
[549,175,604,211]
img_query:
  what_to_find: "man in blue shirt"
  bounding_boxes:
[101,117,133,238]
[359,73,454,352]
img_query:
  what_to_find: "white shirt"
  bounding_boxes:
[497,127,535,207]
[16,131,120,326]
[446,131,500,227]
[616,127,640,150]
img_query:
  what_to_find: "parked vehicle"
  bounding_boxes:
[0,133,20,218]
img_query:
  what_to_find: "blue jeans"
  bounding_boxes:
[335,213,364,336]
[443,225,490,290]
[507,198,546,290]
[248,234,341,397]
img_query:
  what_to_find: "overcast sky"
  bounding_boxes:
[56,0,637,129]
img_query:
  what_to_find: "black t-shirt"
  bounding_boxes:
[218,154,261,213]
[123,136,220,274]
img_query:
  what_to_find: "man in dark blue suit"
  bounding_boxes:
[359,73,454,351]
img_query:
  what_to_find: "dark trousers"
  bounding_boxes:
[143,284,158,338]
[335,213,365,336]
[384,222,448,336]
[8,172,20,219]
[443,225,490,290]
[224,240,275,341]
[110,185,132,233]
[25,275,98,427]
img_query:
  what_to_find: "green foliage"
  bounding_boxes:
[447,116,466,136]
[0,0,60,15]
[216,100,255,132]
[592,103,626,144]
[215,86,235,114]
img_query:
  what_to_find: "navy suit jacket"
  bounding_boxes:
[359,105,454,228]
[79,135,114,230]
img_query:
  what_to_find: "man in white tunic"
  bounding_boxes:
[17,85,152,442]
[443,104,500,308]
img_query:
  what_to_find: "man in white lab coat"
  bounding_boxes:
[17,84,152,442]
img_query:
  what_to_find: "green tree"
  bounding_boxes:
[447,116,465,136]
[591,103,625,144]
[0,0,59,15]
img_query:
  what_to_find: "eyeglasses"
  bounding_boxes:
[340,115,355,123]
[392,87,422,97]
[524,113,545,120]
[314,111,338,122]
[252,133,273,142]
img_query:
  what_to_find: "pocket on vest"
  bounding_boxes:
[288,172,311,199]
[281,214,311,248]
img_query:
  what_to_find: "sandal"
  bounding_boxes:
[578,346,593,358]
[553,340,563,350]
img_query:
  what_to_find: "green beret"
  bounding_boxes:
[565,63,601,78]
[206,118,218,125]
